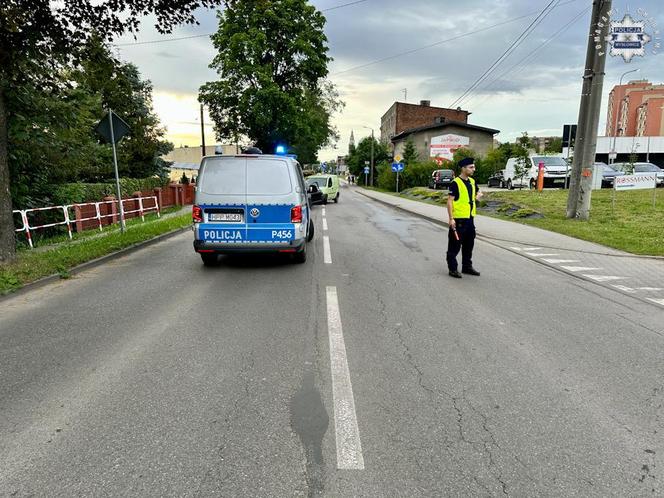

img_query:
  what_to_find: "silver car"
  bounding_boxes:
[192,153,314,265]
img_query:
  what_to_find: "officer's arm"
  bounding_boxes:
[447,195,455,228]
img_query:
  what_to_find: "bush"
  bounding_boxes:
[52,177,170,205]
[377,160,438,191]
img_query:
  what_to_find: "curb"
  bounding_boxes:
[1,225,191,301]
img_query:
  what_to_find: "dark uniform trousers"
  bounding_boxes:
[446,217,476,272]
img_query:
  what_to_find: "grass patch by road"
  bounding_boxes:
[480,189,664,256]
[1,211,191,295]
[359,185,664,256]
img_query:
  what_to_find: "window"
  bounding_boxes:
[247,159,292,195]
[198,158,246,195]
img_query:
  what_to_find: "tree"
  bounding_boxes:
[544,137,563,154]
[513,132,532,190]
[1,0,219,263]
[346,136,390,180]
[402,139,419,165]
[74,37,174,180]
[199,0,341,161]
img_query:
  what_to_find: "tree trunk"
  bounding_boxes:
[0,86,16,263]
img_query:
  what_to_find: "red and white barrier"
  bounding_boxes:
[13,196,160,249]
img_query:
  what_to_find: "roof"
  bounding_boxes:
[391,120,500,142]
[169,162,200,171]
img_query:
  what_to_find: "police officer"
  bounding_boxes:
[446,157,483,278]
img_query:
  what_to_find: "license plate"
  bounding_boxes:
[554,179,564,183]
[209,213,243,222]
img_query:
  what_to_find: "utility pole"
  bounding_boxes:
[402,88,407,102]
[370,128,375,187]
[200,103,206,157]
[566,0,612,220]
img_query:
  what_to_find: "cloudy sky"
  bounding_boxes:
[113,0,663,161]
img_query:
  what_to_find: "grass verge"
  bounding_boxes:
[360,185,664,256]
[1,211,192,295]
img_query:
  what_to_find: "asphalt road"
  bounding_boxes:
[1,185,663,497]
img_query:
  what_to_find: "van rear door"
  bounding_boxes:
[245,158,298,244]
[196,157,247,243]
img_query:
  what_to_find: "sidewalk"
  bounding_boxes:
[350,184,664,309]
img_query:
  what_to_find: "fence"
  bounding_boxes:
[14,196,159,249]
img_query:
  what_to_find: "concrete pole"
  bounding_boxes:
[370,129,375,187]
[109,109,126,233]
[566,0,612,219]
[575,0,612,220]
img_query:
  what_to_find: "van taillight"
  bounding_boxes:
[291,205,303,223]
[192,205,203,223]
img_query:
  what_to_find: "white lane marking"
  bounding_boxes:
[521,247,544,251]
[323,218,328,231]
[527,253,560,257]
[542,259,580,264]
[561,266,602,272]
[326,286,364,470]
[323,236,332,264]
[510,247,523,251]
[647,298,664,306]
[583,275,625,282]
[322,207,326,216]
[638,287,664,292]
[612,284,637,293]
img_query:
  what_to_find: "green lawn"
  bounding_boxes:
[1,211,192,295]
[366,186,664,256]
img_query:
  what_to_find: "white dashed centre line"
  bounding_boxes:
[326,286,364,470]
[542,259,580,264]
[323,218,328,231]
[323,236,332,264]
[647,298,664,306]
[582,275,625,282]
[560,266,602,272]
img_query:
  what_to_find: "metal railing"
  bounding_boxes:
[13,196,160,248]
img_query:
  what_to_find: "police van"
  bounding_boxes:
[192,151,314,265]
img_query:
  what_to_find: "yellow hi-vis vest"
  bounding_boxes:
[452,176,477,219]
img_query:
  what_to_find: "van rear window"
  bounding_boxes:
[247,159,292,195]
[198,158,246,195]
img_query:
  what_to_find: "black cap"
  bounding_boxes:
[458,157,475,168]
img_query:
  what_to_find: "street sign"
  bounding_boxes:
[562,124,577,149]
[608,151,617,160]
[395,154,402,162]
[363,166,370,174]
[391,162,404,172]
[321,162,327,172]
[95,111,130,144]
[364,160,370,166]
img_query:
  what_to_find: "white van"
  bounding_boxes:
[503,155,569,189]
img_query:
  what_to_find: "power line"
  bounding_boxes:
[449,0,561,109]
[331,0,579,76]
[114,0,370,47]
[468,6,590,109]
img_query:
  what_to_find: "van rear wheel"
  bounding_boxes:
[200,253,218,266]
[307,219,314,242]
[333,192,339,203]
[292,243,307,264]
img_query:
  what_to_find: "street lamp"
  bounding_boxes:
[610,68,640,164]
[362,126,375,186]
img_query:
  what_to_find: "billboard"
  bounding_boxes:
[430,134,470,161]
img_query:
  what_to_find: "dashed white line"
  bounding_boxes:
[322,207,326,216]
[542,259,580,264]
[323,218,328,231]
[521,247,544,251]
[326,286,364,470]
[323,236,332,264]
[560,266,602,272]
[582,275,626,282]
[638,287,664,292]
[647,298,664,306]
[527,253,560,257]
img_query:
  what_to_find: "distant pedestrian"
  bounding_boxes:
[446,157,483,278]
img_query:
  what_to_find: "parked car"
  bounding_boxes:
[613,162,664,187]
[192,152,314,265]
[305,178,325,205]
[429,169,455,189]
[306,174,340,203]
[486,170,505,188]
[503,155,568,189]
[596,162,624,188]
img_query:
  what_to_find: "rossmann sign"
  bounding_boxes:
[614,173,657,191]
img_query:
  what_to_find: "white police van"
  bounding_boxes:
[192,151,314,265]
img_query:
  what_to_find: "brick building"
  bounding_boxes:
[380,101,470,146]
[606,80,664,138]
